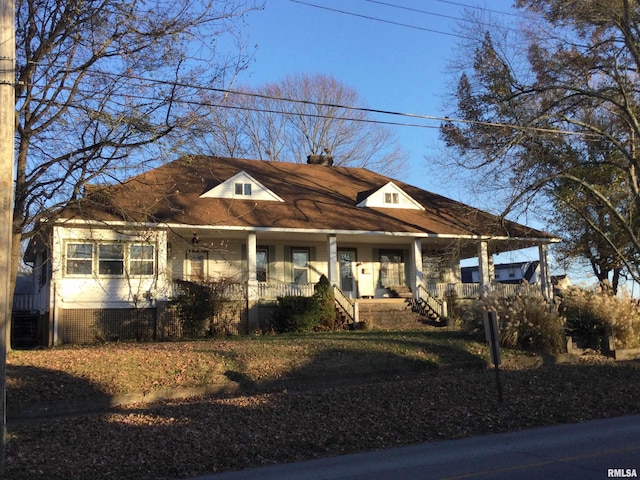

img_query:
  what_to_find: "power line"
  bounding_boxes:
[84,69,601,139]
[432,0,524,18]
[288,0,476,40]
[361,0,522,32]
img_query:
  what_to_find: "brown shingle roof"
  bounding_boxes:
[64,156,554,240]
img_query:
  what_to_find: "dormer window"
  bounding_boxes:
[200,170,284,201]
[384,192,399,204]
[356,181,425,210]
[235,182,252,196]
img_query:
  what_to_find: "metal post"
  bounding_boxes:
[484,310,503,403]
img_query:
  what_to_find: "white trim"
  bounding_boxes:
[356,181,425,210]
[52,219,561,243]
[199,170,284,202]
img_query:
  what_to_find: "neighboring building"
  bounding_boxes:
[461,261,541,285]
[22,155,560,345]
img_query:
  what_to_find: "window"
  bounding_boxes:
[235,182,252,196]
[98,244,124,275]
[187,250,208,281]
[384,192,399,204]
[379,250,404,287]
[66,243,93,275]
[65,241,156,277]
[130,244,155,276]
[292,249,309,284]
[256,247,268,282]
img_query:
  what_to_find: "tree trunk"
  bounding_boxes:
[611,268,621,295]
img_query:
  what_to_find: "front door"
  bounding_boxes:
[338,249,356,297]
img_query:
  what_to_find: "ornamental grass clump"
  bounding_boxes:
[460,292,566,354]
[561,286,640,349]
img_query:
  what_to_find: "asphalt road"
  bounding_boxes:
[195,414,640,480]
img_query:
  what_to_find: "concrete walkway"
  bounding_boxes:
[193,414,640,480]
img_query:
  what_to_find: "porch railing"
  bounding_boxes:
[256,282,315,300]
[425,282,543,299]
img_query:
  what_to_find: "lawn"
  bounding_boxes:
[5,328,640,479]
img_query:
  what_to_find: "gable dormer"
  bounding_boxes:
[356,181,424,210]
[200,171,284,202]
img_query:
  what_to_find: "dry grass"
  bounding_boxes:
[5,329,640,480]
[6,330,490,405]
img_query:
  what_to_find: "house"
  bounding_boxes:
[22,155,560,345]
[461,261,541,285]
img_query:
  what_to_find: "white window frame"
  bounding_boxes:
[97,243,125,276]
[65,242,94,276]
[129,244,155,277]
[384,192,399,204]
[292,248,310,284]
[379,249,405,288]
[235,182,252,196]
[64,241,156,278]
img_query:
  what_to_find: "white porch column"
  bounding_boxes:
[411,238,423,300]
[538,243,553,300]
[327,234,338,286]
[478,240,492,297]
[246,231,257,287]
[246,232,259,331]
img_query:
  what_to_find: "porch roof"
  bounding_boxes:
[61,156,558,248]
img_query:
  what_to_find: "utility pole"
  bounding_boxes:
[0,0,15,474]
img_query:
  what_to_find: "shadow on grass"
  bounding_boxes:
[6,364,112,420]
[219,330,488,398]
[6,359,640,480]
[7,329,485,422]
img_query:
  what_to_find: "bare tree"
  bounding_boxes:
[188,73,408,175]
[11,0,258,347]
[440,0,640,290]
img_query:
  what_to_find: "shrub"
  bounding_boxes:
[459,292,566,354]
[272,295,320,333]
[560,286,640,349]
[314,275,338,330]
[170,277,241,337]
[273,275,339,333]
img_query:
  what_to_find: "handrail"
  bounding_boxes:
[417,284,447,318]
[332,285,359,324]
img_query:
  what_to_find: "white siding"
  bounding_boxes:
[52,225,168,309]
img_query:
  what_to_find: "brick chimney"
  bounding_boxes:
[306,153,333,166]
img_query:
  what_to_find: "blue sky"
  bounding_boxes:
[227,1,598,285]
[235,0,517,200]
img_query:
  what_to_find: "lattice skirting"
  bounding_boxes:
[60,308,163,343]
[59,303,248,344]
